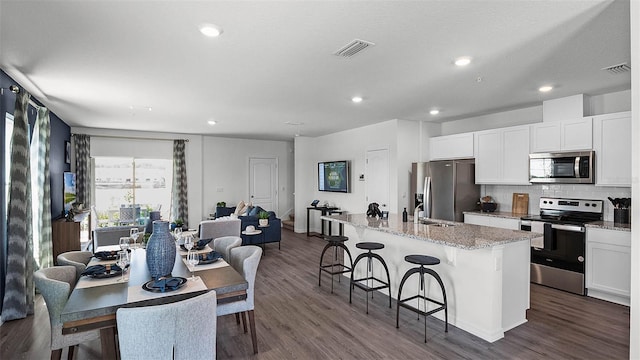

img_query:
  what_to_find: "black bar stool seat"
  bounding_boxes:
[319,235,353,294]
[349,242,391,314]
[396,254,448,342]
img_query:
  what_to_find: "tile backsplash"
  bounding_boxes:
[481,184,631,221]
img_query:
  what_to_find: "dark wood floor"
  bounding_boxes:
[1,229,630,359]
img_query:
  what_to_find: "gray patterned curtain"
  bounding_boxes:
[32,107,53,269]
[2,90,35,321]
[74,134,91,207]
[171,140,188,225]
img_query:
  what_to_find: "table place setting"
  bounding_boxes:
[127,275,208,303]
[182,251,229,272]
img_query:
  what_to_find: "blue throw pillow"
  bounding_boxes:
[248,206,260,217]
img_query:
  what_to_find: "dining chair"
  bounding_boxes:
[116,291,217,360]
[217,245,262,354]
[56,251,92,281]
[213,236,242,262]
[34,266,101,360]
[199,218,241,240]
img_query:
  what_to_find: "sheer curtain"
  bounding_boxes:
[30,107,53,269]
[171,140,188,225]
[2,90,35,321]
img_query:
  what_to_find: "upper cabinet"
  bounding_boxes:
[530,118,592,153]
[593,111,631,186]
[475,125,530,185]
[429,132,474,160]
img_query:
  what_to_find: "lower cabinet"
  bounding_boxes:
[586,227,631,306]
[52,220,81,263]
[464,213,521,230]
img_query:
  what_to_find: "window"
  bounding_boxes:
[93,157,173,227]
[4,113,13,220]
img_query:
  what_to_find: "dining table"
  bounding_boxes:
[61,245,248,359]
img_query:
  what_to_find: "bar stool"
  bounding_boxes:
[349,242,391,314]
[319,235,353,294]
[396,254,448,342]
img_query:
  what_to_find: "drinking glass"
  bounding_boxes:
[130,228,139,249]
[119,236,130,252]
[116,250,129,282]
[184,234,194,252]
[187,251,199,281]
[173,227,183,242]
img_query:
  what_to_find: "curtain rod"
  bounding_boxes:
[72,133,189,142]
[2,85,44,110]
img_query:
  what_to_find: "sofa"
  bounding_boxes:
[93,225,145,250]
[215,206,281,246]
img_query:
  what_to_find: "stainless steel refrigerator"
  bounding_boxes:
[410,160,479,222]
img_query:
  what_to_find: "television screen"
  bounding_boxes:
[318,161,349,193]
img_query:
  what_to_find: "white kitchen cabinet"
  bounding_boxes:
[429,132,474,160]
[474,125,530,185]
[464,213,520,230]
[593,111,631,186]
[586,227,631,306]
[530,118,592,153]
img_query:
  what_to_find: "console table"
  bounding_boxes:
[307,206,341,238]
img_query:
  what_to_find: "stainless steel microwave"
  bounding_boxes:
[529,151,594,184]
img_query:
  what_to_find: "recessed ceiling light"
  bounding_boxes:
[454,57,472,67]
[430,109,440,115]
[207,120,217,125]
[352,96,363,103]
[539,85,553,92]
[199,23,223,37]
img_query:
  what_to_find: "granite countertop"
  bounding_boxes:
[463,211,528,220]
[585,221,631,232]
[322,213,541,250]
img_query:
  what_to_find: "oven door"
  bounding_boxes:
[522,220,586,295]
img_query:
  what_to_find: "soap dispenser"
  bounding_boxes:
[402,208,408,222]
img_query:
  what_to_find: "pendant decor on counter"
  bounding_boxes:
[145,210,161,234]
[146,220,176,279]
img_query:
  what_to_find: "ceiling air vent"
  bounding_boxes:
[333,39,375,58]
[602,62,630,74]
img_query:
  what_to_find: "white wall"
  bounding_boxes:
[629,0,639,357]
[294,119,424,233]
[71,127,294,228]
[201,136,294,218]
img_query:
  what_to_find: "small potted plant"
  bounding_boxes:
[174,218,184,230]
[216,201,226,208]
[258,211,270,227]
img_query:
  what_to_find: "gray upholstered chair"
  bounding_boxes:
[199,218,241,241]
[34,266,101,360]
[56,251,93,281]
[217,245,262,354]
[116,291,217,360]
[213,236,242,262]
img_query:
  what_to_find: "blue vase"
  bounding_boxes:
[145,211,161,234]
[146,220,176,279]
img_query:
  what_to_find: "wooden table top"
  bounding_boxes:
[61,247,248,325]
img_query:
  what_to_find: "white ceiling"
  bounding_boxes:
[0,0,631,141]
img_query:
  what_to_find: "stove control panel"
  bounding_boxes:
[539,197,603,214]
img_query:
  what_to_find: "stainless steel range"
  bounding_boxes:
[520,197,603,295]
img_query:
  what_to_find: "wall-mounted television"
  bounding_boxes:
[318,161,349,193]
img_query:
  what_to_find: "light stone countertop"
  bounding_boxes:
[322,213,541,250]
[585,221,631,232]
[463,211,529,220]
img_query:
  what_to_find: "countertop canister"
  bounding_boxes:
[146,220,176,279]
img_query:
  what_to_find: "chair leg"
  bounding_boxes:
[248,310,258,354]
[241,311,248,333]
[67,345,75,360]
[51,349,62,360]
[235,312,241,324]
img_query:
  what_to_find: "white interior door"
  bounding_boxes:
[365,148,389,211]
[249,157,278,213]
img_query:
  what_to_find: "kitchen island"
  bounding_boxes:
[321,213,541,343]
